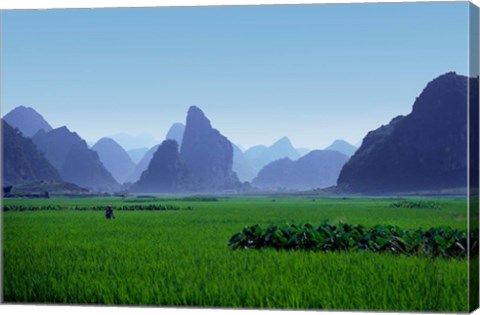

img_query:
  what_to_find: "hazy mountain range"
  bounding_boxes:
[244,137,301,174]
[324,140,357,157]
[32,127,121,192]
[2,72,472,194]
[252,150,349,190]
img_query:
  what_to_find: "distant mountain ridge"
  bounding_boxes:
[92,137,136,184]
[325,140,357,157]
[166,123,185,149]
[232,144,256,182]
[3,106,53,137]
[244,136,301,174]
[252,150,349,190]
[337,72,470,193]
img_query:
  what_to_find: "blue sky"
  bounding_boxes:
[1,2,470,149]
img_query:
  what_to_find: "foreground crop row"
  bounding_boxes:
[228,222,478,258]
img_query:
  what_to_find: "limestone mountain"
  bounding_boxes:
[32,126,120,192]
[32,127,84,169]
[325,140,357,157]
[252,150,348,190]
[165,123,185,148]
[3,106,53,137]
[180,106,240,191]
[92,137,136,184]
[130,140,191,193]
[2,120,61,186]
[244,137,301,174]
[337,72,471,193]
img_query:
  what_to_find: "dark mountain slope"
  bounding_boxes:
[2,120,61,186]
[337,72,469,193]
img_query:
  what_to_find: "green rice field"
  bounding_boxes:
[1,196,470,311]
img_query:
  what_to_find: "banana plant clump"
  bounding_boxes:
[228,222,478,259]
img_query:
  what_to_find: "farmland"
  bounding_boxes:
[2,196,470,311]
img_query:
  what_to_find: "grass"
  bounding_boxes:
[2,196,470,311]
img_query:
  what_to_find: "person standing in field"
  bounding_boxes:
[105,205,115,219]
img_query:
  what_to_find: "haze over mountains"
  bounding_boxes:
[126,147,149,164]
[110,132,159,151]
[166,123,185,148]
[127,144,160,183]
[2,72,474,195]
[233,144,257,182]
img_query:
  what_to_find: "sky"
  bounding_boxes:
[0,2,471,150]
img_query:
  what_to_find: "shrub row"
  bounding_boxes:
[181,196,218,202]
[2,205,63,211]
[3,204,192,211]
[73,204,185,211]
[388,200,443,209]
[228,222,478,259]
